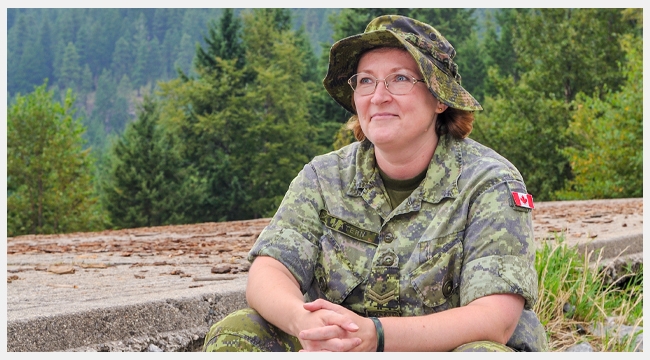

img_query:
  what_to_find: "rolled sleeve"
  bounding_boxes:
[249,227,319,294]
[460,255,538,308]
[247,163,324,294]
[460,180,538,309]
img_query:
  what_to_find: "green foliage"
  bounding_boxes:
[482,9,522,91]
[155,9,323,221]
[58,42,82,93]
[556,34,643,200]
[534,237,643,351]
[195,8,245,72]
[157,58,250,223]
[472,71,573,201]
[455,31,487,102]
[6,9,643,232]
[513,9,633,103]
[472,8,639,201]
[238,9,321,217]
[7,82,106,236]
[102,97,191,229]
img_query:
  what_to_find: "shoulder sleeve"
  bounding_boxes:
[459,179,538,309]
[247,162,324,294]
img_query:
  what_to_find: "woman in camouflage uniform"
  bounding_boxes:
[203,14,548,352]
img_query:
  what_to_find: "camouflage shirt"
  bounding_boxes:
[249,134,548,351]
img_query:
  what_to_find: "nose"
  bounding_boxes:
[370,80,392,105]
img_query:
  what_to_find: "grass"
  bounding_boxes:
[534,235,643,351]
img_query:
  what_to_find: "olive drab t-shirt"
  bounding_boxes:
[248,134,549,351]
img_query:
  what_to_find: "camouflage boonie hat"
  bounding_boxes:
[323,15,483,113]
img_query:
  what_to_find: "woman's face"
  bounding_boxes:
[353,47,445,152]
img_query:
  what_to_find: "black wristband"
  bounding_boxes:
[370,317,384,352]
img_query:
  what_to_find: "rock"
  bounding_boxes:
[47,265,75,274]
[211,264,231,274]
[562,302,576,315]
[147,344,163,352]
[565,343,593,352]
[589,317,643,351]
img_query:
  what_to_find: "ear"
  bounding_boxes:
[436,103,449,114]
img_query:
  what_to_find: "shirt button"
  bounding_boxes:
[383,233,394,243]
[442,277,454,298]
[382,254,394,266]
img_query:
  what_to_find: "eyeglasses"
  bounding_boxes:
[348,73,425,96]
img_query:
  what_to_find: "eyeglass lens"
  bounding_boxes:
[349,73,418,95]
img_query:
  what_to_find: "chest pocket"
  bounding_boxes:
[314,211,378,304]
[409,232,464,311]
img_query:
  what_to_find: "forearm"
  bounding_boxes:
[380,294,524,351]
[246,256,309,337]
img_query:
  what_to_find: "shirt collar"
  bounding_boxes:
[420,134,461,203]
[347,140,378,196]
[346,135,461,204]
[347,135,462,204]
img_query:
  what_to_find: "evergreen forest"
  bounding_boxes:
[6,8,643,236]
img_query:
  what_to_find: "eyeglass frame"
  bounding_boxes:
[347,72,426,96]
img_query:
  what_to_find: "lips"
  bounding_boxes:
[371,112,397,120]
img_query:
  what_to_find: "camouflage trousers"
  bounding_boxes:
[203,308,515,352]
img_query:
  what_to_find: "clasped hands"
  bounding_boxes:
[296,298,377,352]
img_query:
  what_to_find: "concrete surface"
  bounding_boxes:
[5,198,644,352]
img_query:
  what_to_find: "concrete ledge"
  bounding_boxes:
[7,285,248,352]
[576,233,643,261]
[8,235,642,352]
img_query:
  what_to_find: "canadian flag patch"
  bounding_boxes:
[512,192,535,209]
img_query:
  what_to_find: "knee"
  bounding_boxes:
[452,341,515,352]
[203,308,267,352]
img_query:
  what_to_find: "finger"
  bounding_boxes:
[300,337,361,352]
[303,301,359,332]
[303,298,333,311]
[323,309,359,332]
[299,324,346,341]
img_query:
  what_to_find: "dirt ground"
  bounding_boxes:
[531,198,643,248]
[7,198,642,263]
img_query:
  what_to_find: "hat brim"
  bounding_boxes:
[323,30,482,114]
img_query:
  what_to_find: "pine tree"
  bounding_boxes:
[194,8,245,72]
[238,9,321,217]
[131,13,149,88]
[408,8,476,46]
[57,42,82,93]
[17,17,55,93]
[157,56,250,222]
[455,32,487,103]
[7,82,106,236]
[483,9,521,84]
[111,36,132,82]
[174,33,195,76]
[147,37,164,81]
[7,13,32,95]
[93,69,117,133]
[102,96,190,228]
[81,64,94,94]
[113,74,133,133]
